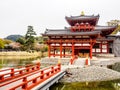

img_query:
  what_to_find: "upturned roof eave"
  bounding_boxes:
[42,31,100,36]
[65,15,100,26]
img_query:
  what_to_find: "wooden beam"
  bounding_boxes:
[72,40,74,57]
[100,42,102,53]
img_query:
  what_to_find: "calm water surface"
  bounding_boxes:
[50,81,120,90]
[0,56,40,68]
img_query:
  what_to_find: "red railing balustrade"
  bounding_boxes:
[9,64,61,90]
[0,63,40,83]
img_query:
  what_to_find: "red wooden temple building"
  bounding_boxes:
[42,13,117,59]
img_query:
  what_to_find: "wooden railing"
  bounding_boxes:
[47,39,95,43]
[70,56,78,65]
[0,63,40,83]
[70,25,94,32]
[8,64,61,90]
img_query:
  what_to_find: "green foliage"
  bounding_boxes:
[112,25,120,34]
[35,36,44,44]
[16,26,37,50]
[25,36,35,50]
[16,37,25,45]
[40,45,48,52]
[4,39,13,44]
[25,26,36,39]
[1,26,47,51]
[24,26,36,50]
[3,39,13,49]
[0,39,5,49]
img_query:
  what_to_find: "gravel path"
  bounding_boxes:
[60,66,120,82]
[40,57,70,65]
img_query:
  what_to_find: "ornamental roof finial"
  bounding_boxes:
[81,11,85,16]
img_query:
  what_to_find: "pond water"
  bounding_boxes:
[50,81,120,90]
[0,56,40,69]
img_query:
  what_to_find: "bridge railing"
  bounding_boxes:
[9,64,61,90]
[70,56,78,65]
[0,63,40,83]
[0,64,45,88]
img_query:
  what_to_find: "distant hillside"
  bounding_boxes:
[5,34,23,41]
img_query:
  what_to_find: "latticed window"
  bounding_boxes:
[93,43,99,48]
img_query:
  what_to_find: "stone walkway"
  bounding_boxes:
[60,66,120,82]
[60,57,120,83]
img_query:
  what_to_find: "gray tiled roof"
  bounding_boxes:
[65,15,99,20]
[65,15,99,26]
[95,25,117,31]
[42,25,117,36]
[42,29,100,36]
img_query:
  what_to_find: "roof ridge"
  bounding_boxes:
[65,14,99,18]
[46,28,69,31]
[96,25,117,28]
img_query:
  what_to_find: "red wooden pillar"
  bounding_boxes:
[72,42,74,57]
[48,44,51,58]
[60,43,62,58]
[100,42,102,53]
[22,77,27,89]
[89,39,92,59]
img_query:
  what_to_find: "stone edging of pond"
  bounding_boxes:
[60,66,120,83]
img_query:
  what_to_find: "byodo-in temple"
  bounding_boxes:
[42,12,117,59]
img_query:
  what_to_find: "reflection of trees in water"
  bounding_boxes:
[0,56,40,68]
[0,59,3,68]
[50,81,120,90]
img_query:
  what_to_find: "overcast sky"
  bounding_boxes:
[0,0,120,38]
